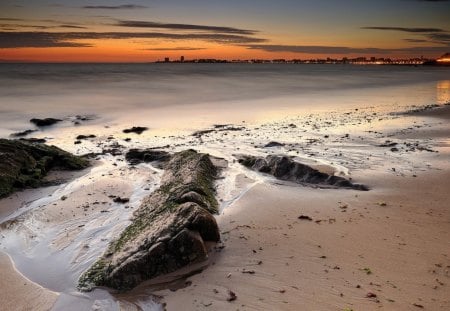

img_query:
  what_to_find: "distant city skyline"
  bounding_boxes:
[0,0,449,62]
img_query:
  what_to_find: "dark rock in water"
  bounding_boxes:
[237,155,368,191]
[125,149,171,166]
[264,141,285,148]
[102,148,122,156]
[30,118,62,127]
[378,141,397,147]
[0,139,89,198]
[18,138,47,144]
[192,129,215,138]
[78,150,220,291]
[112,196,130,204]
[10,129,37,137]
[76,134,96,140]
[122,127,148,134]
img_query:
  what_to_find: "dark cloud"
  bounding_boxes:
[0,32,93,48]
[0,31,266,48]
[245,44,449,54]
[0,18,24,21]
[116,20,257,35]
[0,24,50,30]
[82,5,148,9]
[404,38,428,43]
[362,26,446,33]
[0,23,87,30]
[416,0,448,2]
[59,25,88,29]
[142,47,207,51]
[427,32,450,43]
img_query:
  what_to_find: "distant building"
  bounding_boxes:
[180,56,185,62]
[164,57,170,62]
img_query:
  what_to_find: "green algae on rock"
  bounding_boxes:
[78,149,221,291]
[0,139,89,198]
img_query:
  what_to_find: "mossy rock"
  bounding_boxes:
[79,149,221,291]
[0,139,89,198]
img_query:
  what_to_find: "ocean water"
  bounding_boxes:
[0,63,449,139]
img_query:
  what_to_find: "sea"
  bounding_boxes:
[0,63,448,139]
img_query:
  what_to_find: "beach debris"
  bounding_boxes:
[122,126,148,134]
[264,141,285,148]
[30,117,62,127]
[237,154,368,190]
[413,303,424,308]
[298,215,313,221]
[377,202,387,207]
[227,290,237,302]
[366,292,377,298]
[242,269,255,274]
[362,267,372,275]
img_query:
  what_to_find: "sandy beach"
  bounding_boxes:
[148,107,450,310]
[0,65,448,311]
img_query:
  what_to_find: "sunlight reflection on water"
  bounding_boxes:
[437,80,450,105]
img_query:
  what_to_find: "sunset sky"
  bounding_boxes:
[0,0,449,62]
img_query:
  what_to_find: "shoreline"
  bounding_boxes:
[0,101,449,310]
[0,251,59,310]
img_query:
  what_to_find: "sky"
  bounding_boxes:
[0,0,449,62]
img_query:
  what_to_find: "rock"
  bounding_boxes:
[0,139,89,198]
[378,141,397,147]
[76,135,96,140]
[10,129,37,137]
[192,129,215,138]
[125,149,171,166]
[122,127,148,134]
[237,155,368,191]
[227,290,237,302]
[19,138,47,144]
[366,292,377,298]
[264,141,285,148]
[298,215,313,221]
[30,118,62,127]
[112,196,129,204]
[78,150,221,291]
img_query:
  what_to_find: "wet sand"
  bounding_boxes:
[0,102,449,310]
[0,252,58,310]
